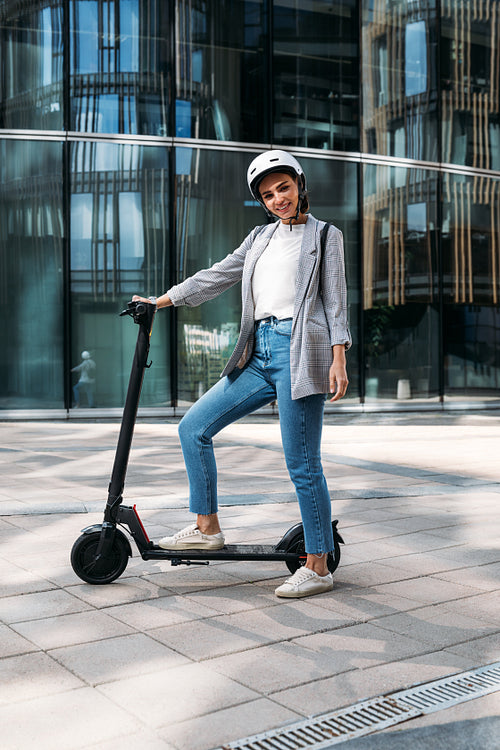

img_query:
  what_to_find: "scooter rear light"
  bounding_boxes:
[133,505,150,543]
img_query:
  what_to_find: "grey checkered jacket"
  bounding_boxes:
[167,215,351,399]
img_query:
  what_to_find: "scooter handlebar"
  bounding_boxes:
[120,300,156,328]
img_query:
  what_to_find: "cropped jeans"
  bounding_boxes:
[178,316,334,554]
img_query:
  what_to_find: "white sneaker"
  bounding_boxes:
[158,523,225,550]
[275,567,333,598]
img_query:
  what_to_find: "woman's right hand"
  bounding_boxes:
[132,293,173,309]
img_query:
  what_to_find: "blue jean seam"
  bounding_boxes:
[194,434,215,515]
[189,379,276,515]
[298,401,327,555]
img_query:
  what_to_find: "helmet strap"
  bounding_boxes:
[288,191,304,230]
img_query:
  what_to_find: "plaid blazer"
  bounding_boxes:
[167,215,351,399]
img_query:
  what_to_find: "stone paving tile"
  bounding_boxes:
[85,730,176,750]
[345,533,463,566]
[159,698,301,750]
[97,662,260,727]
[0,621,40,658]
[6,512,87,535]
[181,582,279,616]
[222,599,357,641]
[331,560,429,588]
[0,563,56,598]
[433,590,500,622]
[307,586,428,622]
[372,551,470,577]
[428,545,500,567]
[150,613,272,661]
[49,632,190,686]
[0,687,142,750]
[445,632,500,663]
[425,519,500,545]
[67,576,173,608]
[372,604,499,648]
[432,561,500,592]
[141,566,254,595]
[0,587,92,624]
[206,638,348,694]
[150,599,356,661]
[270,650,477,716]
[338,508,431,529]
[204,621,436,698]
[289,622,433,673]
[104,593,220,630]
[0,515,19,532]
[10,609,136,650]
[382,515,465,534]
[24,560,95,588]
[0,651,84,703]
[369,576,482,606]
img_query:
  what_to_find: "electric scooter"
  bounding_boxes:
[70,300,344,585]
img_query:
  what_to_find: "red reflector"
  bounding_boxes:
[133,505,150,542]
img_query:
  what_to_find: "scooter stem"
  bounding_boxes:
[105,302,156,518]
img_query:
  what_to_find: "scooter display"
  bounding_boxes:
[70,300,344,585]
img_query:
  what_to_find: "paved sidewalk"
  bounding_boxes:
[0,412,499,749]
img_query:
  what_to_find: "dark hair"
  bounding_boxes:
[299,187,310,214]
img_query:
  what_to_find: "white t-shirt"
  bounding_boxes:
[252,222,305,320]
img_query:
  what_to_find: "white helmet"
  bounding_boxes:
[81,351,91,359]
[247,150,306,205]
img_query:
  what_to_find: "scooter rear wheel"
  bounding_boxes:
[71,530,129,584]
[284,524,341,575]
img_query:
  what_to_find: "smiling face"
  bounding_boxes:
[258,171,306,224]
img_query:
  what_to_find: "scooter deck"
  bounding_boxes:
[142,544,300,563]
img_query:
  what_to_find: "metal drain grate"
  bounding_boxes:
[219,661,500,750]
[397,662,500,714]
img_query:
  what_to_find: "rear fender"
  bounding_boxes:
[275,522,303,552]
[276,520,344,552]
[332,520,345,545]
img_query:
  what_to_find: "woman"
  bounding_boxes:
[134,150,351,598]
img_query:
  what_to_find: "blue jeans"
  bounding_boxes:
[178,317,334,554]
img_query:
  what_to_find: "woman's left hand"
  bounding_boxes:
[329,352,349,402]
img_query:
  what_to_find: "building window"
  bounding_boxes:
[405,21,428,97]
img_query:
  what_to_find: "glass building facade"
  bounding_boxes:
[0,0,499,413]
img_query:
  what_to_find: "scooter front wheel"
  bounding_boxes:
[71,530,130,584]
[284,524,341,575]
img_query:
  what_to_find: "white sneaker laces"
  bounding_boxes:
[173,523,199,539]
[286,567,318,586]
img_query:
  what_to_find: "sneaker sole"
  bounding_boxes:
[157,540,225,551]
[275,583,333,598]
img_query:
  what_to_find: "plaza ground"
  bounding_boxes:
[0,411,499,749]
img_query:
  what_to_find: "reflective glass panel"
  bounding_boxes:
[174,148,359,405]
[273,0,359,151]
[441,1,500,170]
[70,141,171,407]
[363,164,439,402]
[442,172,500,403]
[70,1,172,135]
[299,157,360,403]
[175,1,266,143]
[174,148,263,404]
[0,139,64,408]
[362,0,438,161]
[0,3,63,129]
